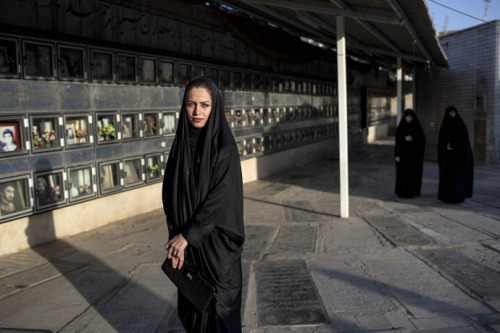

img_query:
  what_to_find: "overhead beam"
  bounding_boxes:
[385,0,432,60]
[329,0,401,53]
[242,0,402,24]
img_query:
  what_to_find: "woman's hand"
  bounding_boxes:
[447,143,454,151]
[165,234,188,269]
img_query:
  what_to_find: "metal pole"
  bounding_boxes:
[397,57,403,124]
[337,15,349,218]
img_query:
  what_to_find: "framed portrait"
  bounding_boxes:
[0,121,21,153]
[116,54,136,83]
[99,161,121,194]
[23,40,55,79]
[193,65,205,77]
[91,50,113,82]
[65,114,91,147]
[178,63,191,85]
[31,115,61,151]
[35,170,66,210]
[0,176,32,221]
[58,45,85,81]
[236,140,244,157]
[123,157,143,187]
[143,112,159,137]
[121,113,141,140]
[160,60,174,84]
[0,37,19,78]
[254,137,263,154]
[96,113,118,143]
[139,57,156,84]
[162,112,177,136]
[146,154,161,182]
[68,165,95,202]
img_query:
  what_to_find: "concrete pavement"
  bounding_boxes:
[0,137,499,332]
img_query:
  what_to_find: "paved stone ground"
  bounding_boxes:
[0,138,499,332]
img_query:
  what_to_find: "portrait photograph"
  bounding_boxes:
[66,123,76,145]
[0,177,31,219]
[0,122,21,153]
[35,172,64,209]
[91,51,113,81]
[160,61,174,84]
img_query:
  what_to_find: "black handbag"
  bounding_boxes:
[161,257,216,313]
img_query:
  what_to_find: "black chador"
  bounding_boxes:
[437,106,474,203]
[162,77,245,332]
[395,109,426,198]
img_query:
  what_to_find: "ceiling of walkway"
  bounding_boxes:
[210,0,448,69]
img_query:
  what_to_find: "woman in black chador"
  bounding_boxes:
[162,77,245,332]
[395,109,425,198]
[437,106,474,203]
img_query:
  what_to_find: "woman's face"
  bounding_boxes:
[405,114,413,123]
[185,87,212,128]
[448,110,456,118]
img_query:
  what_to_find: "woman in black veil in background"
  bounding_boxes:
[438,106,473,203]
[162,77,245,332]
[394,109,425,198]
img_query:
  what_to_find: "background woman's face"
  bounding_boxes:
[185,87,212,128]
[405,114,413,123]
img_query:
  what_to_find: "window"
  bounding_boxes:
[143,112,159,137]
[123,157,143,187]
[193,65,205,77]
[219,69,230,89]
[23,40,55,79]
[91,50,113,82]
[146,154,162,182]
[68,166,95,202]
[0,117,27,156]
[58,45,85,81]
[0,176,32,221]
[139,57,156,84]
[99,161,121,194]
[232,72,242,89]
[160,60,174,84]
[206,68,218,84]
[162,111,177,136]
[116,54,136,83]
[35,170,66,209]
[121,113,141,140]
[96,113,119,143]
[0,37,19,78]
[178,63,191,85]
[31,115,62,151]
[65,114,91,147]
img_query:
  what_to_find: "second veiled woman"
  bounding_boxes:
[395,109,425,198]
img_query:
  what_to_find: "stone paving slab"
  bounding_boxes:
[268,226,317,254]
[416,248,500,299]
[254,260,327,326]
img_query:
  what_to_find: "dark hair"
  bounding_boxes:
[3,129,13,137]
[185,77,213,97]
[446,106,457,114]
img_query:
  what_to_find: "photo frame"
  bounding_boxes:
[35,171,66,209]
[0,122,21,153]
[0,176,32,220]
[91,50,113,82]
[65,115,90,147]
[0,37,19,77]
[58,45,85,81]
[23,40,54,79]
[68,166,95,202]
[160,60,174,84]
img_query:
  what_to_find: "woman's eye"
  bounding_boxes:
[202,104,210,108]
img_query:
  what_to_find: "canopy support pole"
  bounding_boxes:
[397,57,403,124]
[337,15,349,218]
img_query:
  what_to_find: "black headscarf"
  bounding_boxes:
[162,76,244,243]
[437,106,474,202]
